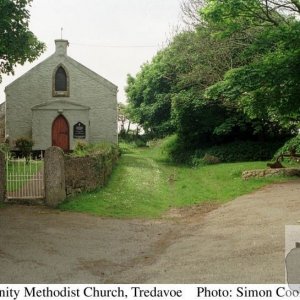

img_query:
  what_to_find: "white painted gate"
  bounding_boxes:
[6,156,45,200]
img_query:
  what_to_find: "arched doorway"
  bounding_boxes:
[52,115,69,151]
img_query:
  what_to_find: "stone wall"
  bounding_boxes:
[242,168,300,179]
[65,149,118,196]
[0,145,117,206]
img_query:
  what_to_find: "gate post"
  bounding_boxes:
[0,152,5,202]
[44,146,66,207]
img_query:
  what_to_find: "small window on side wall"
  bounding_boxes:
[53,65,69,97]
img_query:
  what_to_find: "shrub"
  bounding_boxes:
[118,132,147,148]
[192,153,221,167]
[191,141,284,164]
[71,142,119,158]
[0,143,9,156]
[162,134,287,164]
[274,135,300,157]
[161,134,192,163]
[15,137,34,162]
[202,153,221,165]
[72,140,89,156]
[134,138,147,147]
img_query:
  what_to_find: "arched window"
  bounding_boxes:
[55,67,67,91]
[53,65,69,96]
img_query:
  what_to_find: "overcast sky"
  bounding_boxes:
[0,0,184,104]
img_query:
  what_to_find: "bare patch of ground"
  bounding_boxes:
[0,180,300,283]
[163,202,220,224]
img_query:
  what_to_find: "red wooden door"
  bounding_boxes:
[52,115,69,151]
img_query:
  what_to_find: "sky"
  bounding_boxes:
[0,0,184,104]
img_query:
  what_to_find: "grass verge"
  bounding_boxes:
[59,141,296,218]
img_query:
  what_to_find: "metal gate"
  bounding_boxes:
[6,156,45,200]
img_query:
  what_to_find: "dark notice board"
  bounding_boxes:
[73,122,86,139]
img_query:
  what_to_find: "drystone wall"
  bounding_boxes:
[65,149,118,196]
[242,168,300,179]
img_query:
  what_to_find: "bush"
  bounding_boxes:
[194,153,221,166]
[162,135,287,164]
[15,137,34,161]
[72,140,89,156]
[0,143,9,156]
[118,132,147,148]
[274,135,300,157]
[161,134,193,163]
[71,142,119,158]
[191,141,284,164]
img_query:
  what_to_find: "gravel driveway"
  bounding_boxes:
[1,180,299,283]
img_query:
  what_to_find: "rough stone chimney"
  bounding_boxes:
[55,39,69,56]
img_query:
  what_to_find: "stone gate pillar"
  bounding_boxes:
[0,152,5,202]
[44,146,66,207]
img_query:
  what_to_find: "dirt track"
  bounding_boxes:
[0,180,300,283]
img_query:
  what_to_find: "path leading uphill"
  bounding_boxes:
[0,180,300,283]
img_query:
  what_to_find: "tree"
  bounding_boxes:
[203,0,300,128]
[125,51,176,137]
[125,26,256,141]
[126,0,297,161]
[0,0,45,82]
[201,0,300,32]
[180,0,205,28]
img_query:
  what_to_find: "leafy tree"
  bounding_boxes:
[126,26,243,135]
[202,0,300,32]
[0,0,45,82]
[203,1,300,128]
[125,0,297,162]
[125,50,176,137]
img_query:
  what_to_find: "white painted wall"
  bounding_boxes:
[5,40,118,150]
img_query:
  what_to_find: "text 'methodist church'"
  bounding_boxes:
[4,39,118,151]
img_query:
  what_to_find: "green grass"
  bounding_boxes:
[59,141,296,218]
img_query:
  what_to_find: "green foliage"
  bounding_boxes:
[201,0,299,33]
[274,135,300,156]
[0,0,45,81]
[165,135,288,164]
[0,143,10,156]
[125,50,176,137]
[15,137,34,160]
[71,142,119,158]
[125,27,246,139]
[206,23,300,125]
[192,153,221,166]
[70,141,89,157]
[125,0,299,162]
[203,2,300,128]
[171,91,256,148]
[118,133,147,148]
[191,141,285,163]
[160,134,192,163]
